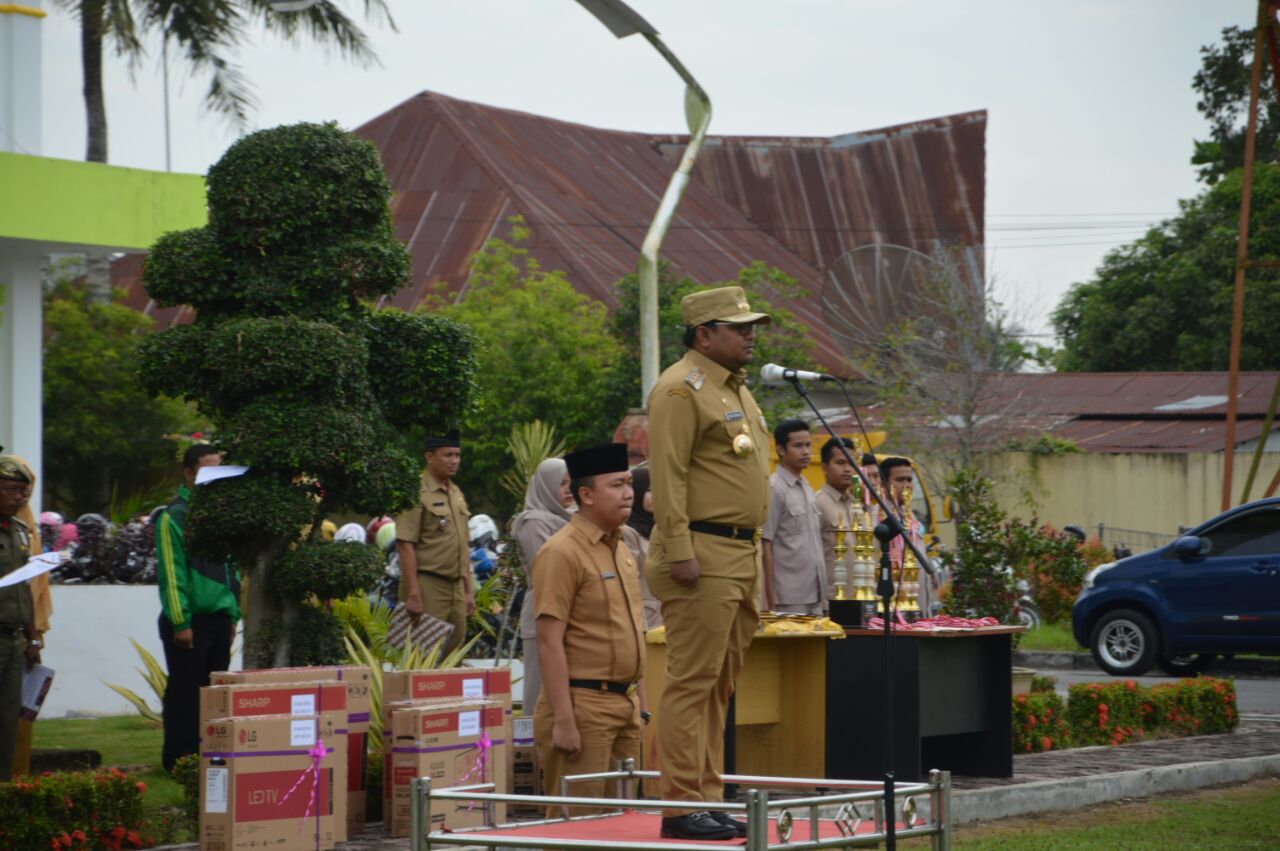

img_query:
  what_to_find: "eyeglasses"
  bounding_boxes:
[706,321,757,337]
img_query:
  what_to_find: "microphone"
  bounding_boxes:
[760,363,836,385]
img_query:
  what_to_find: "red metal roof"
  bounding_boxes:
[823,371,1280,454]
[116,90,986,373]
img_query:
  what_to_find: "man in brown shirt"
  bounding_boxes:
[533,443,646,817]
[815,437,860,599]
[395,431,472,654]
[646,286,771,841]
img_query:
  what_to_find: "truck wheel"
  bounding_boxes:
[1089,609,1159,676]
[1156,653,1216,677]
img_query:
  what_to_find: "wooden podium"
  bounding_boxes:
[642,632,831,778]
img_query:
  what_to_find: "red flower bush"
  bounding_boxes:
[1063,677,1239,748]
[0,768,146,850]
[1012,691,1072,753]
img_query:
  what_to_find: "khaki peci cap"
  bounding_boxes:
[680,286,772,328]
[0,456,32,483]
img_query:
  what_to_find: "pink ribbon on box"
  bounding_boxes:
[458,730,493,811]
[279,739,327,842]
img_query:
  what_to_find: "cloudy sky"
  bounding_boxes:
[36,0,1254,339]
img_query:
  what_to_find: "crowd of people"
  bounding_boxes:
[0,285,936,831]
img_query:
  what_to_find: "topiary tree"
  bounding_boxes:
[138,121,477,666]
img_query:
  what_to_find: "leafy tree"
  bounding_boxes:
[42,274,204,515]
[941,469,1018,626]
[1052,164,1280,371]
[1192,25,1280,184]
[138,122,476,666]
[851,249,1044,472]
[431,221,624,515]
[55,0,392,163]
[605,260,817,424]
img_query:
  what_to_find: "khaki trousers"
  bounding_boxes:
[648,567,758,815]
[402,571,467,655]
[533,688,641,817]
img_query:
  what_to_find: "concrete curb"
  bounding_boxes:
[1012,650,1280,677]
[950,752,1280,824]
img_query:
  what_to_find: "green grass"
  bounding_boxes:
[1018,621,1083,653]
[904,779,1280,849]
[32,715,185,821]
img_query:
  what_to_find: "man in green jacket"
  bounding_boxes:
[157,445,241,772]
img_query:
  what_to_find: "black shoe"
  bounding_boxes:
[660,811,737,840]
[708,811,748,837]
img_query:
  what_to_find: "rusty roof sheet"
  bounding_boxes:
[117,90,985,374]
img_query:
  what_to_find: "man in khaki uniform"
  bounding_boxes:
[647,286,771,841]
[396,431,473,654]
[815,438,860,598]
[0,457,40,781]
[533,443,646,817]
[761,419,826,614]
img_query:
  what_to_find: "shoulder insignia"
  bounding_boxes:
[685,368,705,391]
[667,388,690,399]
[759,415,768,432]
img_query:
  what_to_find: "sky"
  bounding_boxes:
[35,0,1257,340]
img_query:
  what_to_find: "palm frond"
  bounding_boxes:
[105,684,163,724]
[499,420,568,502]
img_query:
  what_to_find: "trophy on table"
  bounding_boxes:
[832,516,850,601]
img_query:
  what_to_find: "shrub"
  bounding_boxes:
[271,541,386,602]
[1020,524,1090,624]
[171,754,200,832]
[1145,677,1239,736]
[1066,680,1146,746]
[1030,674,1058,694]
[0,768,148,850]
[1012,690,1072,754]
[940,470,1018,625]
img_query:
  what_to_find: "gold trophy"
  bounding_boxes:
[899,488,921,617]
[832,517,849,600]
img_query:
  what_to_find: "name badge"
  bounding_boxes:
[724,411,744,422]
[601,572,617,579]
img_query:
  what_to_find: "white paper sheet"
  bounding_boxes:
[0,551,64,589]
[205,767,228,814]
[194,465,249,486]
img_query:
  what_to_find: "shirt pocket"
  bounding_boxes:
[424,502,452,537]
[719,413,755,458]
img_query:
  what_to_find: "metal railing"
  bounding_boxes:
[1094,523,1177,555]
[409,761,952,851]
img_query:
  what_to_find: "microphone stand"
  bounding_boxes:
[777,376,934,851]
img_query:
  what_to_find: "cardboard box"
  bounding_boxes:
[388,700,509,837]
[381,668,513,819]
[509,715,543,818]
[210,667,372,836]
[199,714,346,851]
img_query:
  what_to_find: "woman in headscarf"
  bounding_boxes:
[10,457,51,778]
[622,466,662,630]
[511,457,573,714]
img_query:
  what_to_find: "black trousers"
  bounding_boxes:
[159,613,232,772]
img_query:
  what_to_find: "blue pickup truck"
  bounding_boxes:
[1072,498,1280,677]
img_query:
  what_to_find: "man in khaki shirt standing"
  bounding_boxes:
[762,419,826,614]
[647,286,771,841]
[396,431,473,654]
[815,438,860,599]
[533,444,646,817]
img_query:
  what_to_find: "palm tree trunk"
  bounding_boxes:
[81,0,108,163]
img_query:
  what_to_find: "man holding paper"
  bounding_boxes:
[156,445,242,772]
[0,455,40,781]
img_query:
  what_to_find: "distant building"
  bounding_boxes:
[118,90,986,372]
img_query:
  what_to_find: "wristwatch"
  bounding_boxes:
[640,710,652,724]
[27,638,42,649]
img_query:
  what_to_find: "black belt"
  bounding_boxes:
[689,520,762,542]
[0,625,22,637]
[569,679,638,696]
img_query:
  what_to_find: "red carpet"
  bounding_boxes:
[445,810,899,845]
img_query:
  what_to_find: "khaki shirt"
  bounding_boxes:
[515,511,569,640]
[395,470,470,580]
[762,467,827,605]
[647,350,771,579]
[815,483,859,596]
[0,516,32,626]
[533,514,645,683]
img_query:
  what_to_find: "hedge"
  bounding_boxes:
[1058,677,1239,748]
[1013,690,1073,753]
[0,768,148,850]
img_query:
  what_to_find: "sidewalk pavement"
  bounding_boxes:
[160,719,1280,849]
[1013,650,1280,677]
